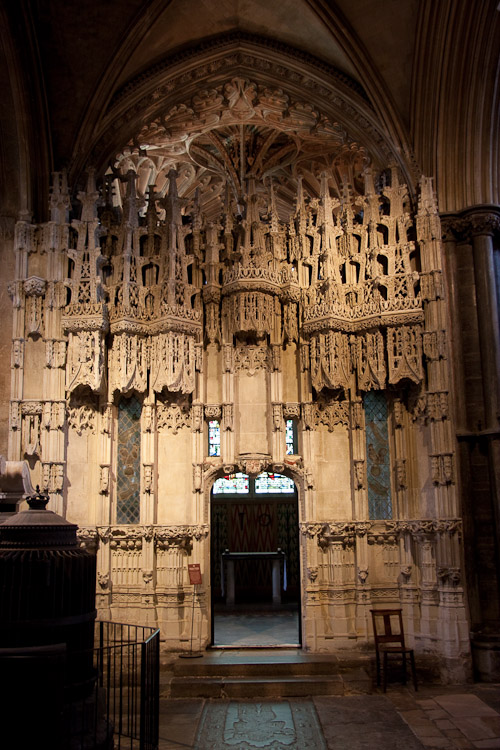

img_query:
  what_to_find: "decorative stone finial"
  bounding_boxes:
[26,485,50,511]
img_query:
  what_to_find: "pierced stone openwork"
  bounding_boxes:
[7,56,465,668]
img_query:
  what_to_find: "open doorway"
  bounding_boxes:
[211,471,301,647]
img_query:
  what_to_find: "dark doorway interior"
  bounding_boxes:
[211,472,301,647]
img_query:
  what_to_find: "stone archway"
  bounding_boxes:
[209,469,302,648]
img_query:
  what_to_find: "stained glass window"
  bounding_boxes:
[117,395,141,523]
[213,472,249,494]
[208,420,221,456]
[285,419,297,454]
[255,472,295,494]
[364,390,392,519]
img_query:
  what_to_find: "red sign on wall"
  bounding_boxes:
[188,563,202,585]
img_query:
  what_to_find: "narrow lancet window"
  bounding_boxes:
[364,390,392,519]
[117,395,142,523]
[285,419,297,455]
[208,419,221,457]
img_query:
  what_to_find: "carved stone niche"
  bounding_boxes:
[23,276,46,337]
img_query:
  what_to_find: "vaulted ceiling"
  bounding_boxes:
[0,0,498,219]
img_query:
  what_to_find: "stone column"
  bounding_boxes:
[465,208,500,433]
[464,206,500,679]
[440,214,466,431]
[466,208,500,566]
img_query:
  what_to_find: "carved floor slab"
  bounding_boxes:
[195,699,326,749]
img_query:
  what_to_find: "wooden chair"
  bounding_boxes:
[370,609,417,691]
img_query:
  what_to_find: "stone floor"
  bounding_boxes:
[213,607,300,647]
[159,684,500,750]
[158,611,500,749]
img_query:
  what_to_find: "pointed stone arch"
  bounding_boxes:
[71,34,420,198]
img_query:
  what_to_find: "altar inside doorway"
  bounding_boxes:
[211,472,301,647]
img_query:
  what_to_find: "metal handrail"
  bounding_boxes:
[68,620,160,750]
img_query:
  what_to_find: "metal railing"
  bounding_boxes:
[69,620,160,750]
[96,621,160,750]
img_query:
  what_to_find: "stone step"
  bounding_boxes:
[162,652,373,698]
[170,657,352,677]
[168,675,351,698]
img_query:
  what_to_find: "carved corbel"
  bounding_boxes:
[353,458,365,490]
[205,404,222,420]
[283,403,300,420]
[12,338,24,369]
[355,521,372,536]
[222,403,233,431]
[99,465,110,494]
[302,402,315,430]
[193,463,203,492]
[143,525,154,542]
[307,566,318,582]
[142,569,153,585]
[223,344,234,372]
[97,526,111,543]
[350,399,364,429]
[271,344,281,372]
[393,399,404,428]
[357,566,369,584]
[195,343,203,372]
[143,463,154,493]
[442,453,454,484]
[300,342,310,372]
[8,281,23,310]
[272,402,283,431]
[399,565,412,583]
[242,456,269,476]
[97,572,110,589]
[101,403,112,435]
[143,404,155,433]
[395,459,407,490]
[192,403,204,432]
[10,401,21,431]
[437,566,461,586]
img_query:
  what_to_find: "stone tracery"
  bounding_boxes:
[5,63,467,675]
